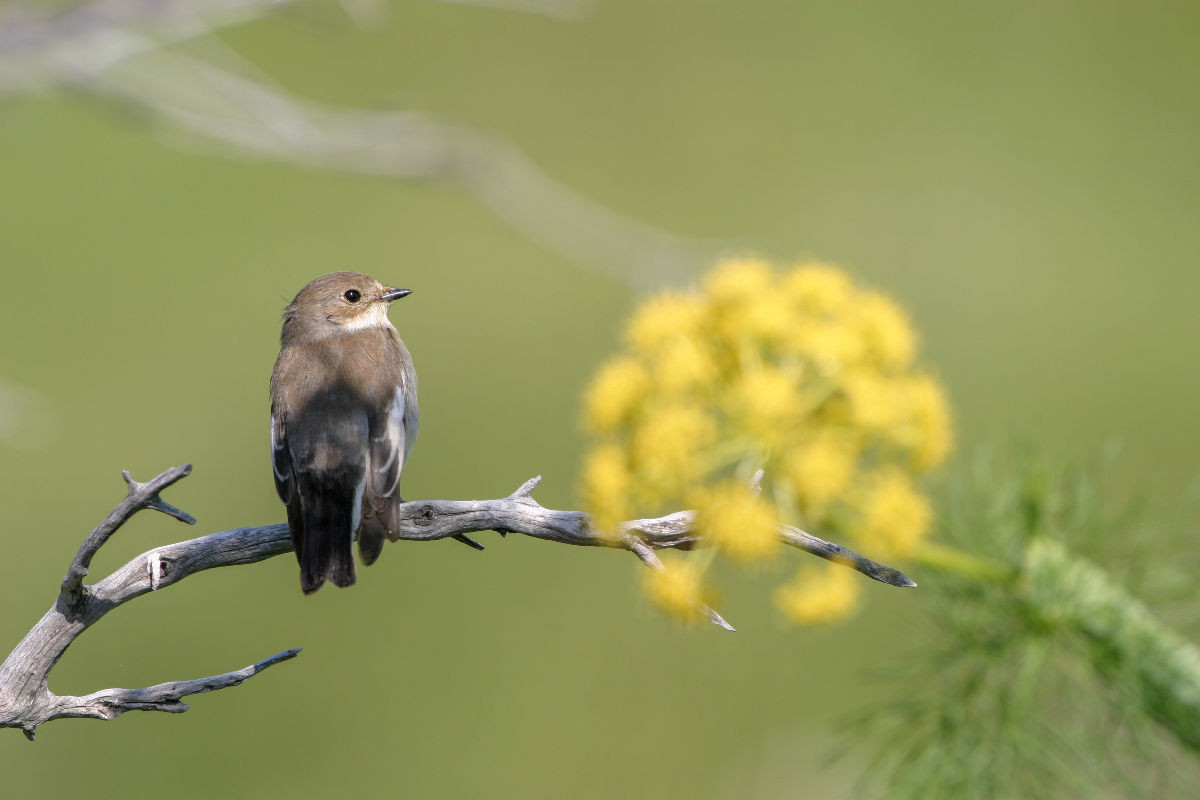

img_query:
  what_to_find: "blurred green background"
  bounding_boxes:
[1,1,1198,797]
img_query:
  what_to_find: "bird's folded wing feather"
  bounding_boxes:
[365,387,407,521]
[270,409,293,505]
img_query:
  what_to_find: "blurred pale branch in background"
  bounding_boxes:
[428,0,593,21]
[0,378,51,450]
[0,0,706,288]
[0,380,30,445]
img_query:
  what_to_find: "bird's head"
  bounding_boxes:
[281,271,411,343]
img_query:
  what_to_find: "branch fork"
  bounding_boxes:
[2,465,295,740]
[59,464,195,611]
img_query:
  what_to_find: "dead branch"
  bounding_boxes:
[0,464,300,740]
[0,464,914,740]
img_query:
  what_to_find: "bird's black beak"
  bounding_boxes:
[380,288,412,303]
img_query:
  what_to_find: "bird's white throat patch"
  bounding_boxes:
[341,302,394,332]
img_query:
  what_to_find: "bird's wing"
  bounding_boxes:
[368,387,407,506]
[270,407,293,505]
[359,387,408,563]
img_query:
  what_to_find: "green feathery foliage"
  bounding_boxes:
[850,449,1200,799]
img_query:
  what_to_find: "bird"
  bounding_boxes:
[269,271,421,594]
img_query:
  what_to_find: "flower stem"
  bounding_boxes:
[913,541,1016,585]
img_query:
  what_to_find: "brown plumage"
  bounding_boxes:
[270,271,418,594]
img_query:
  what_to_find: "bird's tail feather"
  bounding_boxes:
[359,492,405,565]
[358,517,385,566]
[296,473,359,594]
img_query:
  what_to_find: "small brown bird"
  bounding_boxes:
[270,271,419,594]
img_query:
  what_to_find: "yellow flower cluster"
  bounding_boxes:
[581,256,952,625]
[689,480,779,562]
[774,564,862,625]
[642,555,713,624]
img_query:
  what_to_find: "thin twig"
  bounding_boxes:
[60,463,195,610]
[780,525,918,589]
[29,648,300,738]
[627,539,736,631]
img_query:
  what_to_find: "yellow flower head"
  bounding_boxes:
[855,469,932,559]
[584,356,650,433]
[855,291,917,370]
[703,256,776,302]
[627,291,706,356]
[902,374,953,470]
[652,335,718,395]
[774,564,862,625]
[787,319,867,374]
[728,367,799,444]
[631,403,716,502]
[843,372,903,432]
[784,432,858,515]
[690,480,779,562]
[581,443,633,539]
[784,262,856,314]
[741,290,796,347]
[644,556,712,623]
[705,256,780,342]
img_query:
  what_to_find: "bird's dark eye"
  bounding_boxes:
[343,289,361,303]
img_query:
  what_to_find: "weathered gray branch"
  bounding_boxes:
[0,464,914,740]
[0,464,300,740]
